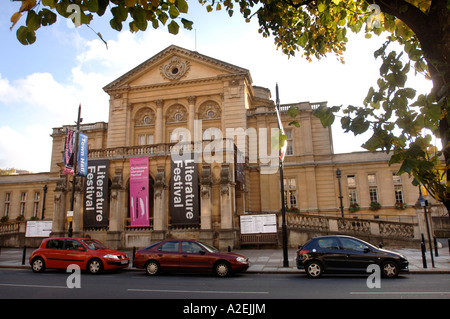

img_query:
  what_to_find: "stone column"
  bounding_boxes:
[200,164,212,230]
[108,168,125,249]
[73,177,83,236]
[219,164,236,249]
[187,96,196,138]
[51,175,67,237]
[153,166,167,238]
[155,99,164,144]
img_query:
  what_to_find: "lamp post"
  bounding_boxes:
[336,168,344,218]
[68,105,82,238]
[40,185,47,220]
[276,84,289,268]
[418,187,435,268]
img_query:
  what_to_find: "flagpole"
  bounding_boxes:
[276,84,289,267]
[68,104,81,237]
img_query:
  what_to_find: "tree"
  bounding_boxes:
[9,0,449,213]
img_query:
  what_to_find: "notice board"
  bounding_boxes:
[25,221,53,237]
[240,214,277,234]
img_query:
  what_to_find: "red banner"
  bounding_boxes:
[130,157,150,227]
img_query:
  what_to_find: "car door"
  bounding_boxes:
[338,237,377,270]
[43,239,66,269]
[156,240,180,270]
[63,239,88,269]
[180,241,212,271]
[315,237,347,270]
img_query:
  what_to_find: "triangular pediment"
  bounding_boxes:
[103,45,252,92]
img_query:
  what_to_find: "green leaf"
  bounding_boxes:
[26,10,41,31]
[169,5,180,19]
[168,20,180,34]
[110,18,123,31]
[87,0,99,13]
[39,8,57,26]
[176,0,189,14]
[181,18,193,30]
[16,26,36,45]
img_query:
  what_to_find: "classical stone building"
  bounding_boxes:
[1,45,441,249]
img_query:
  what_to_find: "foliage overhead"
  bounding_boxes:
[9,0,450,212]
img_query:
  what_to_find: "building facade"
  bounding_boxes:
[0,45,434,249]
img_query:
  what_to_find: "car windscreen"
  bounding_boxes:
[82,239,107,250]
[198,242,219,253]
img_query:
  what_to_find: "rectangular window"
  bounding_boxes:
[347,175,358,205]
[4,193,11,217]
[394,185,404,204]
[348,189,358,206]
[20,192,26,216]
[33,191,41,218]
[285,129,293,156]
[283,178,297,208]
[368,174,378,203]
[369,186,378,203]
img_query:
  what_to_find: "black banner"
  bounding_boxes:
[170,153,199,225]
[83,159,109,228]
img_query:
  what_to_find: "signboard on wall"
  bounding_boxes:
[25,221,53,237]
[130,157,150,227]
[83,159,109,228]
[240,214,277,234]
[170,152,200,225]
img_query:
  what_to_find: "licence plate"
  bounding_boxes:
[121,260,129,265]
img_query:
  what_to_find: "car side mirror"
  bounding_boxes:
[77,247,86,251]
[364,247,370,253]
[200,250,206,255]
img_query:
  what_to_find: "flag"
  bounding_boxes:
[63,128,75,175]
[77,133,88,176]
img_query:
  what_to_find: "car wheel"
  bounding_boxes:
[145,260,160,276]
[87,258,103,274]
[31,257,45,273]
[215,261,231,277]
[381,260,399,278]
[305,261,323,278]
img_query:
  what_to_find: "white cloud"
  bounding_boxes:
[0,125,51,173]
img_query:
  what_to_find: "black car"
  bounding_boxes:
[296,235,409,278]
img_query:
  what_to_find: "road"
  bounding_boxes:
[1,268,449,301]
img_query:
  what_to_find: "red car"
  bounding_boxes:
[29,237,129,274]
[134,239,249,277]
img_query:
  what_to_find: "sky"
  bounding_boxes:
[0,1,433,173]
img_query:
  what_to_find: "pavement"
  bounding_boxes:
[0,245,449,274]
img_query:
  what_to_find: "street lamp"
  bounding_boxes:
[336,168,344,218]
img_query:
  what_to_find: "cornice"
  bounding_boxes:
[103,45,252,93]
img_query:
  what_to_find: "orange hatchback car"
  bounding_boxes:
[30,237,129,274]
[134,239,249,277]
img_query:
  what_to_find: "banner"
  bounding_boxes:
[170,152,199,225]
[77,132,88,177]
[83,159,109,228]
[63,128,75,175]
[130,157,150,227]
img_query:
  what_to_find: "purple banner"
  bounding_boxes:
[130,157,150,227]
[63,128,75,175]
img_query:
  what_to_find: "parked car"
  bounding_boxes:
[30,237,129,274]
[134,239,249,277]
[296,235,409,278]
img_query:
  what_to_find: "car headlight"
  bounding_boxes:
[236,257,248,263]
[103,254,119,259]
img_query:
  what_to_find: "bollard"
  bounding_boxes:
[434,236,439,257]
[448,238,450,256]
[22,245,26,265]
[421,234,427,269]
[132,247,136,268]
